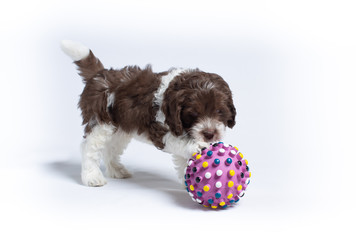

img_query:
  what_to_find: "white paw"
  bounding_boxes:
[186,141,210,158]
[82,168,107,187]
[106,163,132,179]
[197,141,210,149]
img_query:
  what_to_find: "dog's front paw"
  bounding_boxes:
[186,141,210,159]
[82,168,107,187]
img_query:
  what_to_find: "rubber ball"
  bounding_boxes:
[184,142,251,209]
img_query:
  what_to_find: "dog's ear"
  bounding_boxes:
[206,73,236,128]
[227,96,236,128]
[162,88,185,136]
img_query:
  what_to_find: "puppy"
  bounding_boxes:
[61,40,236,187]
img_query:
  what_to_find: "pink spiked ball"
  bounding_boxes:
[184,142,251,209]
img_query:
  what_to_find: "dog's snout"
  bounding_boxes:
[202,130,215,140]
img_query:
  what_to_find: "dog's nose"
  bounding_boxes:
[203,130,215,140]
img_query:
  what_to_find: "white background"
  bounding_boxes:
[1,0,355,239]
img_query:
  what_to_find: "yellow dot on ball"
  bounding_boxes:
[203,205,209,207]
[196,154,202,160]
[237,185,242,191]
[202,161,209,168]
[211,205,218,209]
[228,181,234,187]
[229,170,235,176]
[203,185,210,192]
[219,202,226,206]
[234,146,239,151]
[190,185,195,191]
[245,160,249,165]
[249,172,252,177]
[227,193,233,199]
[192,152,197,156]
[239,152,244,158]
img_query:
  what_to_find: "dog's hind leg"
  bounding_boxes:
[81,124,115,187]
[103,129,132,179]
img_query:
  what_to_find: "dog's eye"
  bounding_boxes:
[189,112,198,118]
[181,111,199,128]
[217,110,223,115]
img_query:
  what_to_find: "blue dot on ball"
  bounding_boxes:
[226,158,232,165]
[214,159,220,165]
[208,199,214,204]
[215,192,222,198]
[207,151,213,157]
[197,191,202,197]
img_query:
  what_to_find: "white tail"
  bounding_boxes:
[60,40,90,61]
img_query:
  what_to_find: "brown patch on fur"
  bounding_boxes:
[105,66,168,149]
[75,52,168,148]
[162,71,236,136]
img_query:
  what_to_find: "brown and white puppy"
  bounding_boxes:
[61,40,236,187]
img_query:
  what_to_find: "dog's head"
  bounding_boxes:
[162,71,236,143]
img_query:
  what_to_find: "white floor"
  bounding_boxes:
[1,0,356,239]
[1,136,354,239]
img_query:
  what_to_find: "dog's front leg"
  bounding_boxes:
[162,132,209,184]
